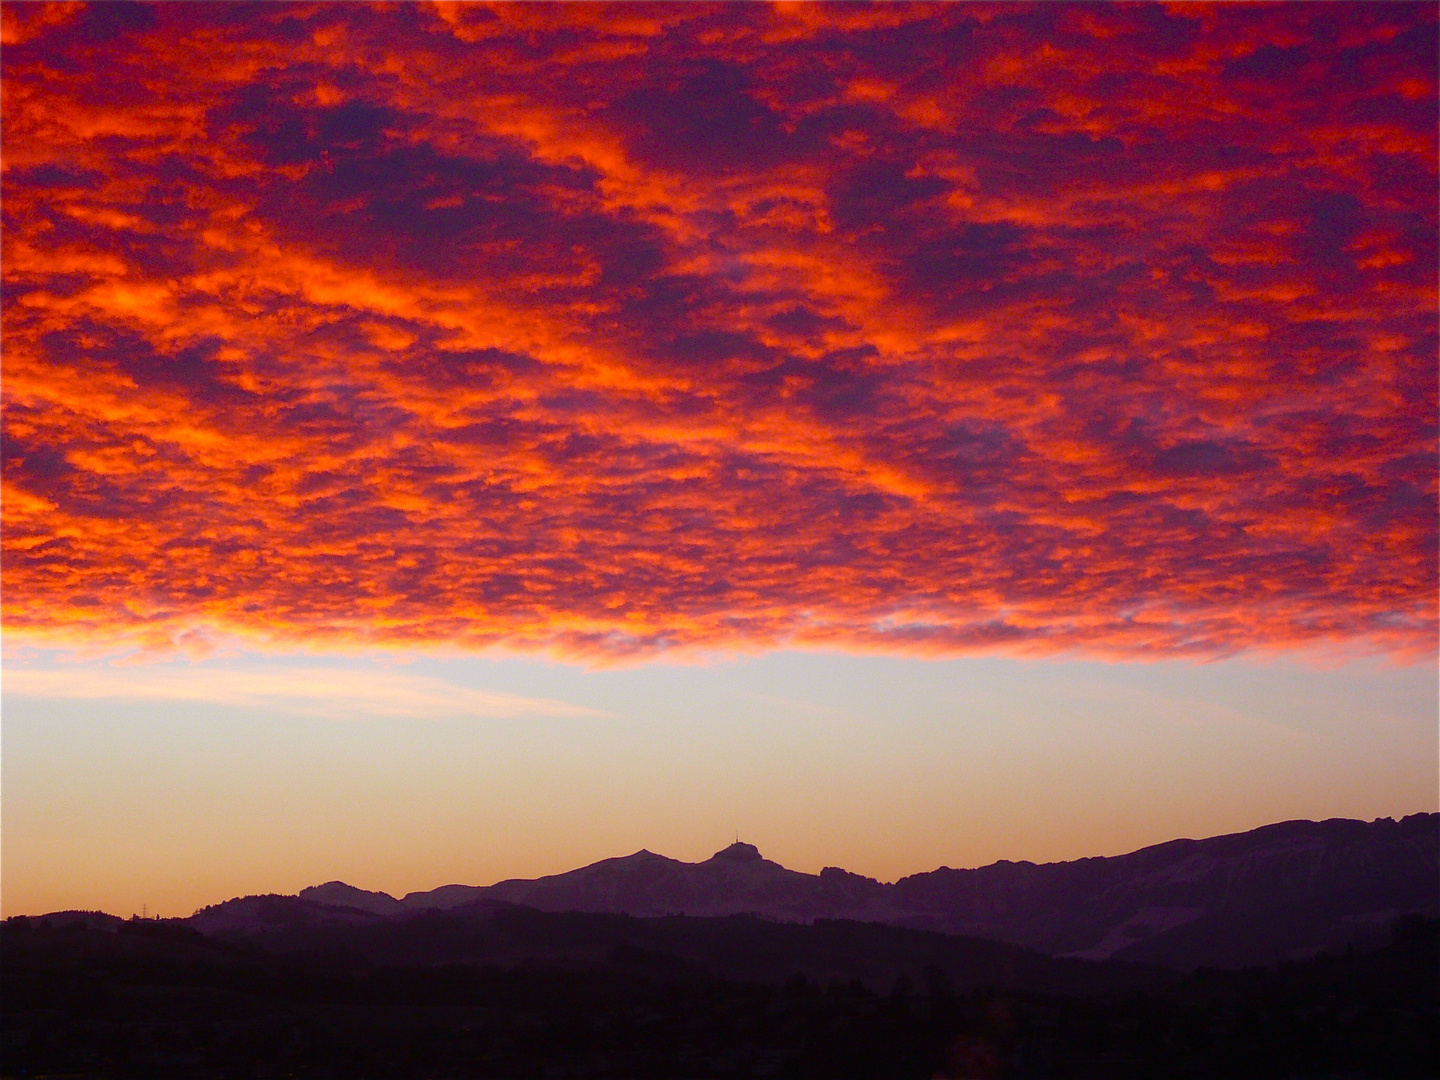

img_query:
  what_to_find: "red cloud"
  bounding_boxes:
[3,2,1435,660]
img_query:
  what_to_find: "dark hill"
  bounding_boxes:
[189,901,1165,998]
[4,911,1433,1079]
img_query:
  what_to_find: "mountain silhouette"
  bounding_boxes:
[239,814,1440,970]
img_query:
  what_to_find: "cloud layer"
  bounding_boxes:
[3,2,1435,659]
[3,663,602,721]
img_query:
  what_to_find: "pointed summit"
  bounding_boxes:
[298,881,403,915]
[712,841,762,862]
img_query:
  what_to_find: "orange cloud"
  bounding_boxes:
[2,2,1435,661]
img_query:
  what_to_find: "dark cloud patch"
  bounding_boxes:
[4,443,76,488]
[1226,44,1313,81]
[741,348,887,424]
[906,420,1025,480]
[827,161,950,235]
[43,325,255,410]
[900,222,1032,294]
[667,329,774,369]
[1297,192,1367,261]
[1,164,104,191]
[1151,440,1271,481]
[765,307,852,338]
[60,0,158,46]
[233,125,673,299]
[614,59,795,172]
[616,272,712,333]
[419,347,546,389]
[230,93,403,167]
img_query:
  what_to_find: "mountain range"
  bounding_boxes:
[184,812,1438,971]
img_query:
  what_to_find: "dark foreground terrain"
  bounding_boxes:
[3,909,1434,1079]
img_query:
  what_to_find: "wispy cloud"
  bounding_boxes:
[2,666,606,721]
[1,3,1434,660]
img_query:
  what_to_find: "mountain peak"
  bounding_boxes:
[298,881,402,915]
[712,841,762,862]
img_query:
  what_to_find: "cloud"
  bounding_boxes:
[2,664,606,721]
[1,3,1434,661]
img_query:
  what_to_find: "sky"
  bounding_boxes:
[1,1,1436,918]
